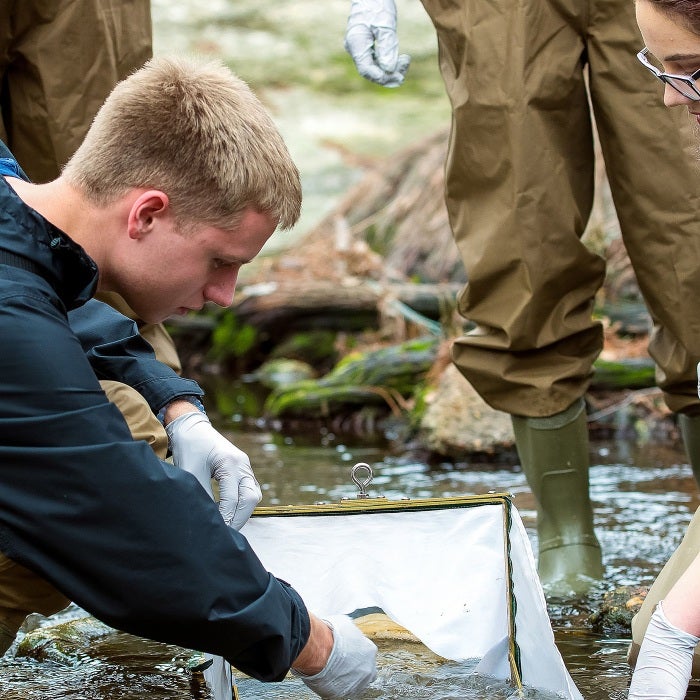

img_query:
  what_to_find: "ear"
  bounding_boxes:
[127,190,170,240]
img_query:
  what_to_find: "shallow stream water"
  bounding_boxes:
[2,409,700,699]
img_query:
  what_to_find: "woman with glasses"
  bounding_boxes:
[636,0,700,107]
[628,3,700,698]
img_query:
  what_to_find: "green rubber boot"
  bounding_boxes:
[679,413,700,487]
[512,399,603,596]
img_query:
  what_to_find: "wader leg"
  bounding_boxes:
[0,619,18,656]
[511,398,603,594]
[679,413,700,488]
[0,553,71,656]
[629,506,700,677]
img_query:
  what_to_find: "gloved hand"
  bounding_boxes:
[165,411,261,530]
[344,0,411,87]
[628,600,699,700]
[295,615,377,699]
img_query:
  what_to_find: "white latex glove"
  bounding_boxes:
[344,0,411,87]
[294,615,377,699]
[166,412,261,530]
[628,600,700,700]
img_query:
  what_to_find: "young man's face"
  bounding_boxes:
[118,206,277,324]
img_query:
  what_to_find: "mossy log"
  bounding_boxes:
[264,336,440,418]
[592,356,656,390]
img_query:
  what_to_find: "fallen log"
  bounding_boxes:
[232,281,380,333]
[230,281,461,335]
[591,357,655,390]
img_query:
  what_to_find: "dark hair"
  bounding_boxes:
[645,0,700,34]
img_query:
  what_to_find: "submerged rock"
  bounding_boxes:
[418,364,516,462]
[588,585,648,634]
[16,616,114,666]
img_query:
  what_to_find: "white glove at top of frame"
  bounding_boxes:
[345,0,411,87]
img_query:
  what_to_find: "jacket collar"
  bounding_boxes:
[0,150,98,310]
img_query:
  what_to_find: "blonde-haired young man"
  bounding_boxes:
[0,56,376,698]
[0,0,199,474]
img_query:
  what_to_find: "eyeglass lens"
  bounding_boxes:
[641,50,700,99]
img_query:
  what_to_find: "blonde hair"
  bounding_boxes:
[63,56,301,231]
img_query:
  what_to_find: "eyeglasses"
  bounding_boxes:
[637,47,700,101]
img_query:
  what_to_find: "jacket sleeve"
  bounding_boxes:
[68,299,203,414]
[0,288,310,681]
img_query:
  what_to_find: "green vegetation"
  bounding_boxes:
[265,336,439,418]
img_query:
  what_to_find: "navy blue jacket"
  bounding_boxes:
[0,145,309,680]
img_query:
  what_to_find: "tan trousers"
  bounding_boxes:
[629,506,700,677]
[96,291,181,459]
[0,0,152,183]
[0,556,73,650]
[420,0,700,418]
